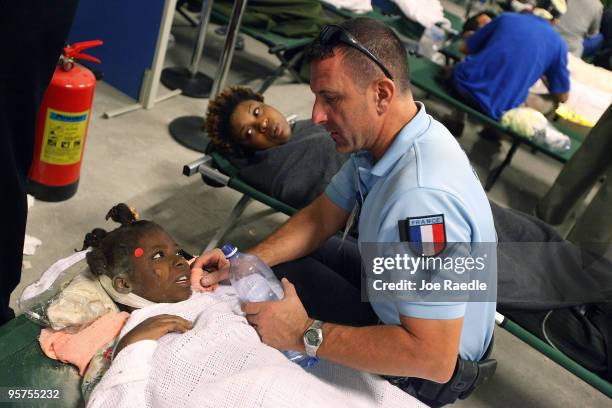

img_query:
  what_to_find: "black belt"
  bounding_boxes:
[385,338,497,407]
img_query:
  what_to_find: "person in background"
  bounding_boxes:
[0,1,80,325]
[556,0,604,58]
[452,1,570,120]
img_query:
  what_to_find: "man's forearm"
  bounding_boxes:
[311,322,457,383]
[248,195,348,267]
[248,207,325,267]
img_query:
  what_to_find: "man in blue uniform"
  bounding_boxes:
[452,6,571,120]
[194,18,497,405]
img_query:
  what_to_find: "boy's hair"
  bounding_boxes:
[82,204,160,279]
[205,86,264,155]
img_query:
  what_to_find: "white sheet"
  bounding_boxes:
[320,0,372,14]
[530,78,612,124]
[391,0,448,29]
[88,286,425,408]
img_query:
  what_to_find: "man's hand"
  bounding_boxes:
[242,278,311,351]
[115,314,193,357]
[190,248,230,292]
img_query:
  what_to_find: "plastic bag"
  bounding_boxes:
[501,107,548,138]
[19,250,118,331]
[501,107,571,152]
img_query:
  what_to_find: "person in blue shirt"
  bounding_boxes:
[193,18,497,404]
[452,8,571,120]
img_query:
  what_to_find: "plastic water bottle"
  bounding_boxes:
[418,25,446,60]
[222,244,319,368]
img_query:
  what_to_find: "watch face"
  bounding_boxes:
[305,329,322,346]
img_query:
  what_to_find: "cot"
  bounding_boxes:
[320,2,463,41]
[209,7,316,93]
[181,142,611,398]
[407,54,584,190]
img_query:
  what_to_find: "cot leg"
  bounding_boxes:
[258,48,303,94]
[484,140,520,191]
[205,194,252,251]
[176,0,198,27]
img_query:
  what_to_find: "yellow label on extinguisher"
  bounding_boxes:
[41,108,89,165]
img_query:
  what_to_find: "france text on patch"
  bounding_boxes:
[398,214,446,256]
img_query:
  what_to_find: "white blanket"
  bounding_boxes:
[391,0,447,29]
[87,287,425,408]
[320,0,372,14]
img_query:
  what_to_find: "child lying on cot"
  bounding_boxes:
[205,86,349,208]
[84,204,422,408]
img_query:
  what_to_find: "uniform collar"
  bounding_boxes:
[351,102,429,195]
[370,101,429,178]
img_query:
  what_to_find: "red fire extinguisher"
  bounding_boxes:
[28,40,103,202]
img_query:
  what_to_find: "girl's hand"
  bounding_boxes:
[114,314,192,357]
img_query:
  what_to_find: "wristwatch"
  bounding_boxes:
[303,320,324,357]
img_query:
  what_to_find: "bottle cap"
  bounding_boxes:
[221,243,238,258]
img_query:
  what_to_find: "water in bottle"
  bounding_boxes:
[222,244,319,368]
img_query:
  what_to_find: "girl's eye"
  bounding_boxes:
[246,128,253,138]
[152,251,163,260]
[253,107,260,117]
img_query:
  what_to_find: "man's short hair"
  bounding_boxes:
[307,18,410,93]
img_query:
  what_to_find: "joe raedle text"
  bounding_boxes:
[371,279,488,292]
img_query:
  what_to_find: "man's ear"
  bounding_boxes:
[112,273,133,294]
[374,78,395,114]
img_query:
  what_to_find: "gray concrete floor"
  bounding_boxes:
[13,6,610,408]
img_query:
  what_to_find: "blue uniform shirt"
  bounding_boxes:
[325,103,497,361]
[453,13,570,120]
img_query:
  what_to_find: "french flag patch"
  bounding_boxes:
[398,214,446,257]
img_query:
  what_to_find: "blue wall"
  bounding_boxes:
[68,0,166,100]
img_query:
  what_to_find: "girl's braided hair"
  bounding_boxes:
[82,203,160,279]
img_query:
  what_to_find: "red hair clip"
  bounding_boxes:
[134,247,144,257]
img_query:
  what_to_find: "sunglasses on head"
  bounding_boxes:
[318,24,394,81]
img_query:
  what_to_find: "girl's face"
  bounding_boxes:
[129,228,192,303]
[229,99,292,151]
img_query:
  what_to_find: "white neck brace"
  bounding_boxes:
[98,274,156,309]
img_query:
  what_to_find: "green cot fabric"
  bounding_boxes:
[0,315,83,407]
[212,0,341,38]
[209,150,297,216]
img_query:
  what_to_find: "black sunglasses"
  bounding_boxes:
[318,24,394,81]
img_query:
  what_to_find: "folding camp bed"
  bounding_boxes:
[180,145,612,399]
[407,54,584,190]
[320,1,463,41]
[0,153,610,404]
[209,7,315,93]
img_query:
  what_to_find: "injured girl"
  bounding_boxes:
[86,204,423,408]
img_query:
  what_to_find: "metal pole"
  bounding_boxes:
[209,0,248,98]
[188,0,214,76]
[168,0,248,151]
